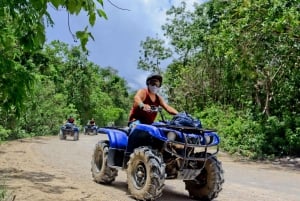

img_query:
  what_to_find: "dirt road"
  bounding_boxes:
[1,134,300,201]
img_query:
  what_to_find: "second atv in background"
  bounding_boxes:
[84,118,98,135]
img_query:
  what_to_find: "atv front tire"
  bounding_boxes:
[73,131,79,141]
[184,154,224,201]
[127,147,165,201]
[91,140,118,184]
[59,130,66,140]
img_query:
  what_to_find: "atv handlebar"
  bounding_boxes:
[150,105,162,112]
[149,106,166,122]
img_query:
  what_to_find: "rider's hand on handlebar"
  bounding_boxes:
[143,105,159,112]
[142,104,151,112]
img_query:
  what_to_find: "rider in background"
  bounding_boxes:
[67,116,75,124]
[128,73,178,127]
[88,118,96,126]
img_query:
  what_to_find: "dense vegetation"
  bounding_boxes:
[1,0,299,160]
[0,40,131,139]
[138,0,300,158]
[0,0,129,140]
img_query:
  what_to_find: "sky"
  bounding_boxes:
[46,0,206,90]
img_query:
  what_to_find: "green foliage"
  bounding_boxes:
[0,180,7,201]
[0,0,107,117]
[286,128,300,154]
[18,78,80,136]
[0,178,14,201]
[100,107,125,126]
[1,0,300,159]
[195,105,266,159]
[97,8,107,20]
[146,0,300,157]
[0,40,130,140]
[195,104,300,158]
[0,8,36,115]
[76,27,94,52]
[0,126,10,141]
[138,36,172,73]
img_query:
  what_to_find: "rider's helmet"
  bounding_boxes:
[146,73,163,87]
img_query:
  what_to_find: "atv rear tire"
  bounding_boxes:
[184,154,224,201]
[91,140,118,184]
[127,147,165,201]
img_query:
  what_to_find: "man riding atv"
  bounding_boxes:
[67,116,75,124]
[91,73,224,201]
[84,118,98,135]
[128,73,178,127]
[89,118,96,126]
[59,116,79,140]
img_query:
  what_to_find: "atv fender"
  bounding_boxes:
[98,128,128,167]
[98,128,128,150]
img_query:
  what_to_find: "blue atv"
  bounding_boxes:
[59,122,79,141]
[84,124,98,135]
[91,107,224,201]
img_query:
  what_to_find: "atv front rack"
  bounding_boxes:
[155,124,220,161]
[155,124,217,134]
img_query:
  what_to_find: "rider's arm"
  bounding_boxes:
[133,89,150,110]
[158,96,178,115]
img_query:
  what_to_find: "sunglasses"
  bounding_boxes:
[149,80,161,87]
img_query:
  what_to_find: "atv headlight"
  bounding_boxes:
[204,134,213,145]
[167,131,176,141]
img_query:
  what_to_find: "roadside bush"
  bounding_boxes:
[8,129,31,140]
[285,128,300,155]
[195,105,300,158]
[0,179,14,201]
[195,105,266,158]
[0,126,10,141]
[0,180,7,201]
